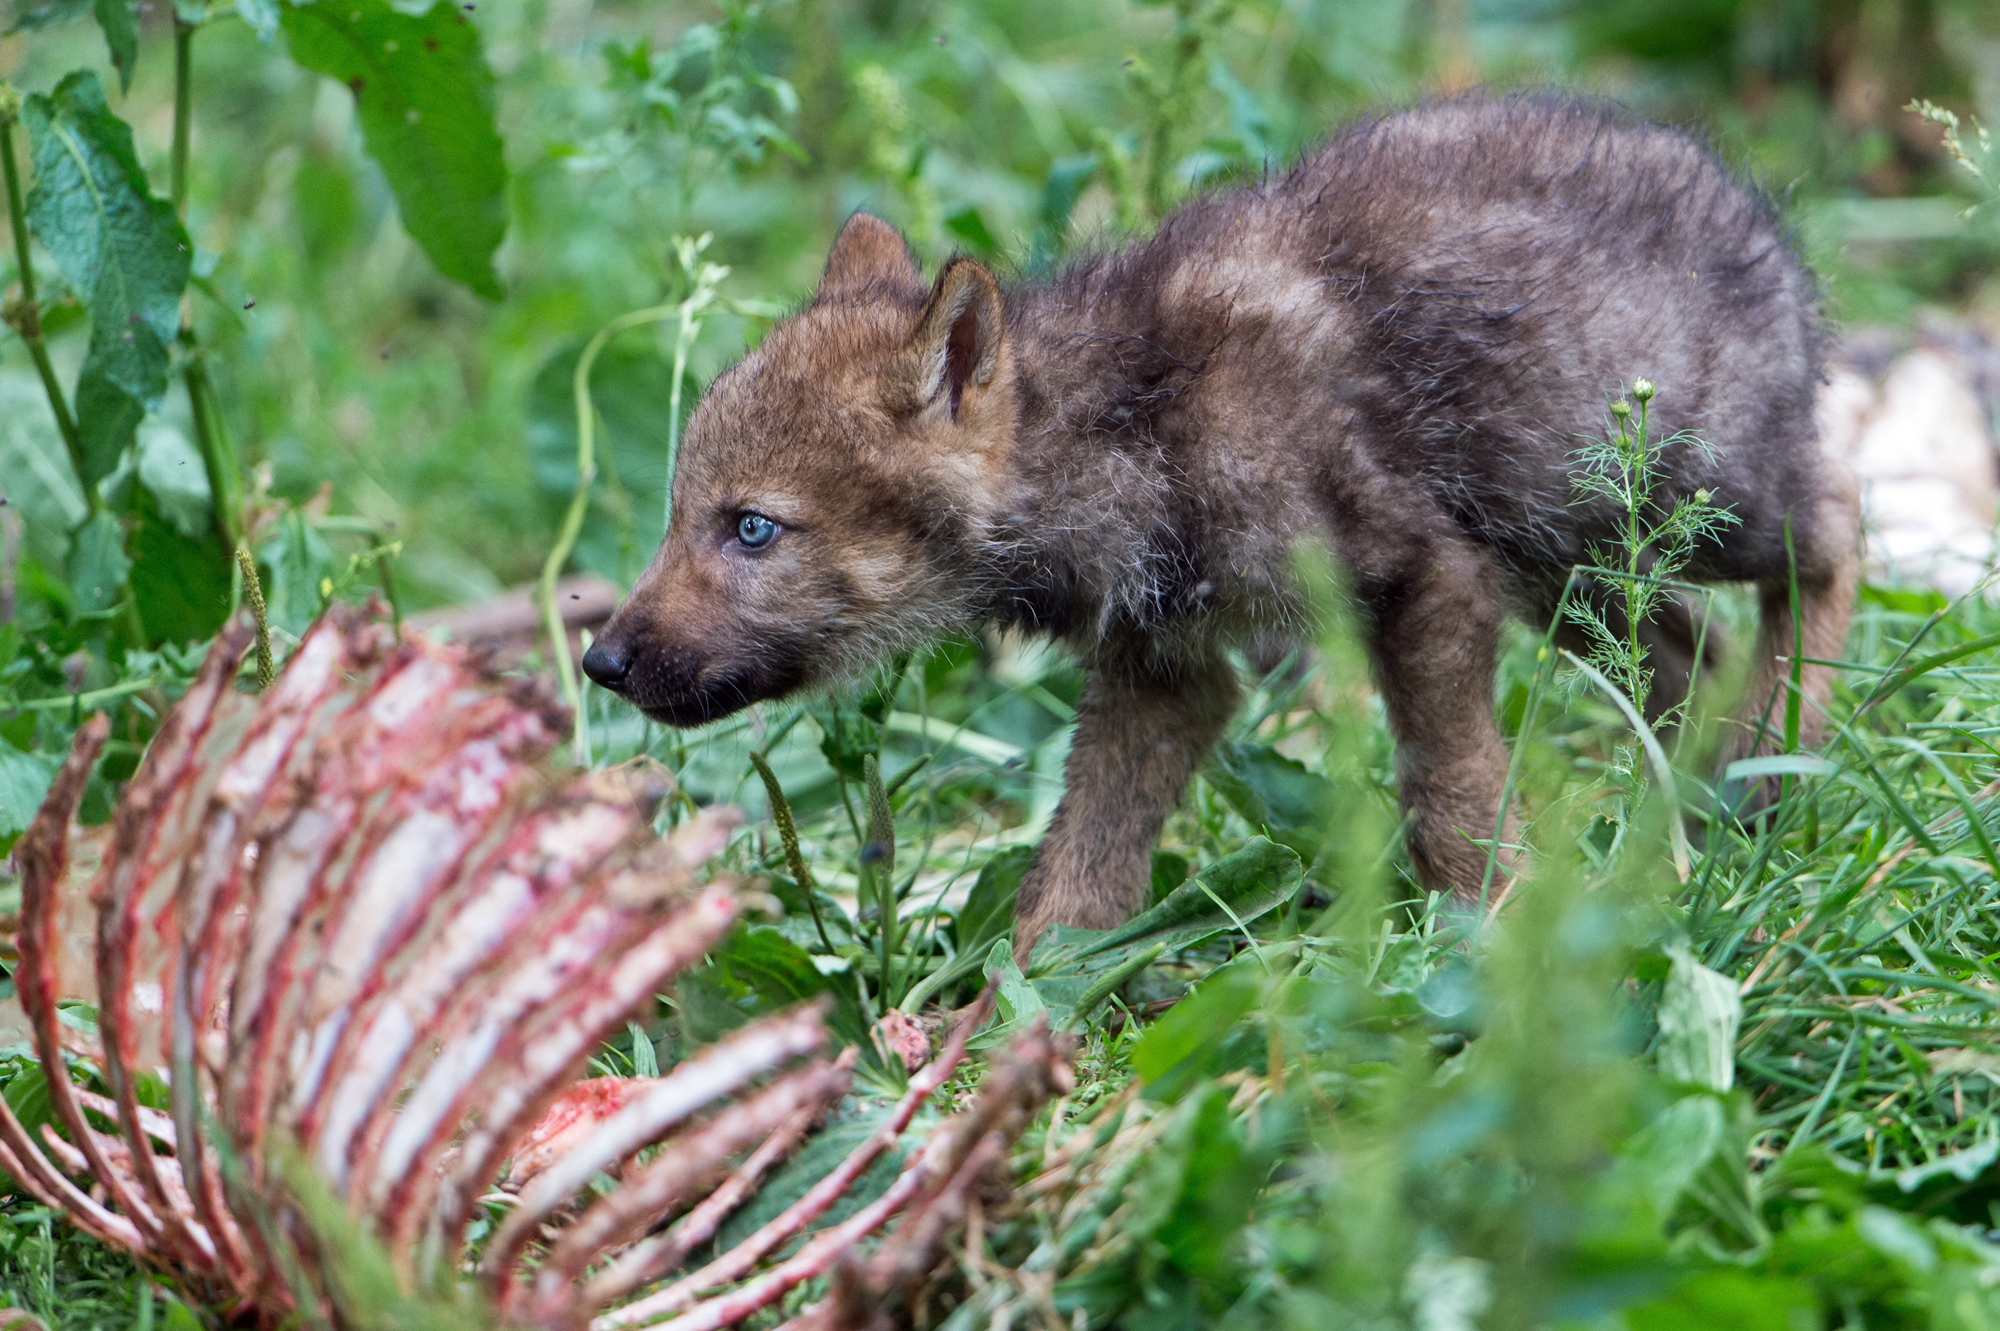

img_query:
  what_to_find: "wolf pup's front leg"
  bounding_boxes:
[1012,655,1240,960]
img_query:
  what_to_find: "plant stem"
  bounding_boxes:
[540,301,679,752]
[168,20,244,560]
[172,21,193,213]
[1626,403,1645,710]
[185,356,242,549]
[1144,0,1209,218]
[0,106,92,513]
[663,234,726,529]
[6,674,160,712]
[666,304,699,528]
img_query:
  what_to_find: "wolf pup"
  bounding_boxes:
[583,94,1860,953]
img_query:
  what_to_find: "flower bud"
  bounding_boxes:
[1632,378,1656,402]
[1609,399,1633,420]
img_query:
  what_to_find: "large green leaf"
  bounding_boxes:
[1,1058,58,1146]
[128,486,232,646]
[1132,960,1261,1099]
[94,0,139,93]
[0,372,88,569]
[257,508,335,639]
[1024,836,1302,981]
[280,0,508,299]
[66,508,130,617]
[713,1102,913,1251]
[136,421,215,541]
[1657,942,1742,1092]
[0,745,61,846]
[954,845,1032,958]
[23,71,191,485]
[677,925,871,1052]
[1206,740,1336,864]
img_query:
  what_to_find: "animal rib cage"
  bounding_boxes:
[0,609,1069,1328]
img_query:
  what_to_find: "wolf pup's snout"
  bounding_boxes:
[579,640,630,691]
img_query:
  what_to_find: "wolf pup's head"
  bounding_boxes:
[582,215,1017,727]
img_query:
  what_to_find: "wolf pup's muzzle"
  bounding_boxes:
[582,629,806,728]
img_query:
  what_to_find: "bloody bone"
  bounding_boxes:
[1,607,1068,1328]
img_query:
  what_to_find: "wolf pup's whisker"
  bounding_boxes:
[590,93,1860,957]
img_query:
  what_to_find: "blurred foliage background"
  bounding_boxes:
[5,0,1999,621]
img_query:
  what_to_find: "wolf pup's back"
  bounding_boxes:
[585,94,1859,955]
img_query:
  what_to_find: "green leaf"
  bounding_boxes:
[280,0,509,299]
[94,0,138,93]
[678,926,871,1051]
[4,0,92,35]
[1626,1269,1819,1331]
[66,508,130,616]
[136,421,214,541]
[955,845,1031,958]
[983,939,1048,1024]
[1207,740,1335,863]
[1132,960,1261,1100]
[714,1103,912,1251]
[1128,1083,1263,1280]
[1614,1094,1728,1223]
[1657,942,1741,1092]
[1151,849,1191,904]
[128,485,232,646]
[257,508,335,639]
[71,362,144,479]
[0,374,88,569]
[1025,837,1302,979]
[2,1059,57,1146]
[0,745,61,846]
[943,204,997,254]
[23,71,191,484]
[971,938,1059,1050]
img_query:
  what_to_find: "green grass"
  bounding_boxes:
[437,570,2000,1328]
[16,577,2000,1325]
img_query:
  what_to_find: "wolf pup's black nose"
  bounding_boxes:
[581,641,630,691]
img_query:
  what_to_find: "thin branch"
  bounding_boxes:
[0,90,91,512]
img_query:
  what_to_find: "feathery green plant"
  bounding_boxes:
[1565,380,1738,727]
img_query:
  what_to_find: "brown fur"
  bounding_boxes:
[584,94,1861,956]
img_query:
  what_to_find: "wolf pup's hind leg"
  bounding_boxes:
[1012,655,1241,960]
[1359,529,1515,904]
[1725,457,1862,793]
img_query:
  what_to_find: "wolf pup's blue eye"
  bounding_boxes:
[736,512,778,549]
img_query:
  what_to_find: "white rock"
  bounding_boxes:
[1822,346,1999,597]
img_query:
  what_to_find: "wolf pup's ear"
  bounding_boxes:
[885,258,1005,421]
[817,213,921,303]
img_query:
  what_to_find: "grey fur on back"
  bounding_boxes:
[995,93,1827,662]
